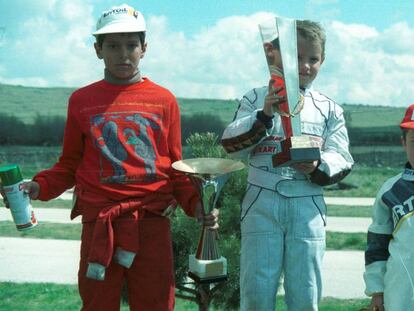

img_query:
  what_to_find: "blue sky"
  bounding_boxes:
[1,0,414,106]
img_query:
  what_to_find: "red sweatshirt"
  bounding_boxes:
[34,78,198,218]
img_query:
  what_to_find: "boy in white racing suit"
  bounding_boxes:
[221,20,353,310]
[364,103,414,311]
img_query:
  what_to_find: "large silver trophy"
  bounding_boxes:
[259,17,320,167]
[172,158,244,283]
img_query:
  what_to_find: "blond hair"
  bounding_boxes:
[296,20,326,57]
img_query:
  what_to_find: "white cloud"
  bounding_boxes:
[143,12,272,99]
[1,4,414,107]
[315,20,414,106]
[0,0,100,87]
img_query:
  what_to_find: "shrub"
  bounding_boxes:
[181,114,225,145]
[0,114,28,145]
[31,114,65,146]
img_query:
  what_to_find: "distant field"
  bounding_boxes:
[0,83,239,125]
[0,83,407,127]
[342,103,405,128]
[179,97,238,125]
[0,84,74,124]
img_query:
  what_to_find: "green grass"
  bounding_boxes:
[0,282,370,311]
[327,205,372,218]
[0,282,214,311]
[0,221,367,251]
[324,164,400,197]
[326,232,366,250]
[0,221,81,240]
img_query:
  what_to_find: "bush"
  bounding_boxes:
[0,114,28,144]
[31,114,65,146]
[347,126,400,146]
[181,114,225,145]
[0,113,64,146]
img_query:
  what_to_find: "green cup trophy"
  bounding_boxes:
[172,158,244,283]
[259,16,320,167]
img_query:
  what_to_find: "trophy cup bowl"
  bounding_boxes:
[172,158,244,283]
[259,17,321,167]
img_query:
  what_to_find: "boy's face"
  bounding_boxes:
[94,33,147,80]
[297,34,324,88]
[402,130,414,167]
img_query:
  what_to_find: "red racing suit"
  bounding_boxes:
[33,78,198,310]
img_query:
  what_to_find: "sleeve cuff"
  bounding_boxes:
[256,110,274,129]
[180,194,199,218]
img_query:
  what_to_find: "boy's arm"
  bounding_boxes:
[33,99,83,200]
[363,180,394,297]
[309,105,354,185]
[221,87,273,158]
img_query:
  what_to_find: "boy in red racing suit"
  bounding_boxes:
[0,4,218,311]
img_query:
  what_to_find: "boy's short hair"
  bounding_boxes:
[93,4,146,47]
[95,32,146,48]
[296,20,326,57]
[269,19,325,57]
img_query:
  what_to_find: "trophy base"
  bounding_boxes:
[188,254,228,284]
[272,136,321,167]
[188,271,228,284]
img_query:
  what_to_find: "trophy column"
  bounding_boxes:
[172,158,244,283]
[259,17,321,167]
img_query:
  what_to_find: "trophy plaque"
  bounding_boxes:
[259,17,320,167]
[172,158,244,283]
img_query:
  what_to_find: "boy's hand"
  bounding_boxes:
[195,202,219,230]
[263,79,286,117]
[291,160,318,175]
[368,293,384,311]
[22,181,40,200]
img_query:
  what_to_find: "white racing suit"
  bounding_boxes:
[221,86,353,311]
[364,164,414,311]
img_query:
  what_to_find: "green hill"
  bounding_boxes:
[0,84,74,124]
[0,83,238,124]
[0,82,406,129]
[342,103,405,128]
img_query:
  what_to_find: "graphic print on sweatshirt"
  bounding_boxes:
[90,111,161,183]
